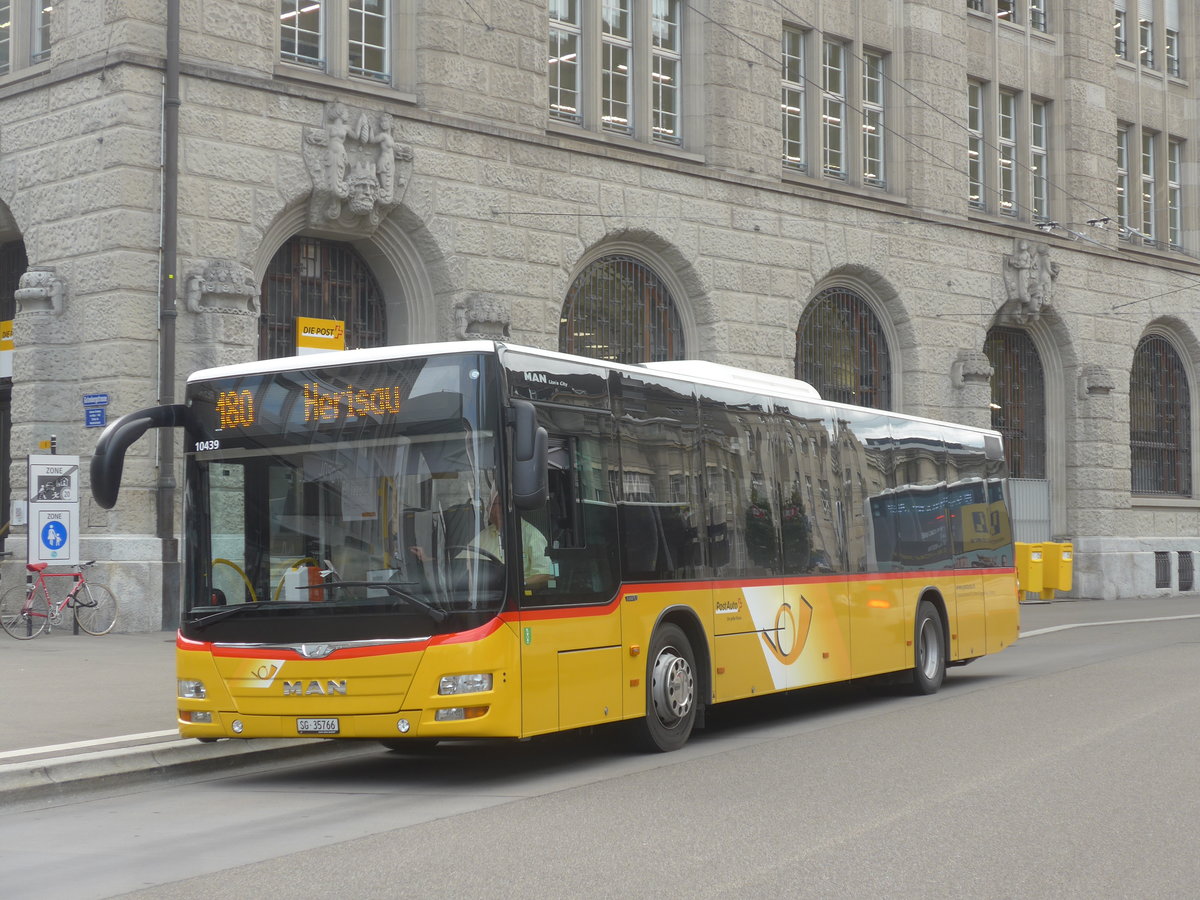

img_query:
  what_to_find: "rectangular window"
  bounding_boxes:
[782,27,807,171]
[822,40,846,180]
[1116,127,1130,234]
[967,0,984,11]
[996,0,1017,24]
[998,89,1017,216]
[1166,0,1181,75]
[651,0,681,144]
[1031,100,1048,220]
[1029,0,1046,31]
[862,51,885,188]
[552,1,684,145]
[280,2,397,84]
[1142,130,1157,243]
[1168,138,1182,249]
[601,0,632,134]
[349,0,389,80]
[31,0,50,63]
[281,0,325,68]
[1114,9,1128,59]
[0,2,10,74]
[1139,16,1154,68]
[549,0,581,123]
[968,80,985,209]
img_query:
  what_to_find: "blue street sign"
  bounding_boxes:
[41,520,68,552]
[84,407,107,428]
[82,393,109,407]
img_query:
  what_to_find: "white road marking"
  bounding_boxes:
[0,729,178,761]
[1021,613,1200,638]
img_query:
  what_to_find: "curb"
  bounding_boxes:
[0,737,367,807]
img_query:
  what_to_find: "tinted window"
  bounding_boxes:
[617,373,702,581]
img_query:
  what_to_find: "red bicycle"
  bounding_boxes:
[0,560,118,639]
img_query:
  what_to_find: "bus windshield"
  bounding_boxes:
[182,352,505,644]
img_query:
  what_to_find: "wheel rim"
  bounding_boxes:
[650,645,694,727]
[918,616,941,680]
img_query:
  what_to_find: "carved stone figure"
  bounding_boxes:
[1078,364,1115,398]
[1003,238,1060,323]
[14,266,66,315]
[303,101,413,231]
[454,293,512,341]
[952,348,993,387]
[185,259,260,316]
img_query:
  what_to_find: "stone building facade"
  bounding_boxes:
[0,0,1197,627]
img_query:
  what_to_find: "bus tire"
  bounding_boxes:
[635,623,698,752]
[910,600,946,695]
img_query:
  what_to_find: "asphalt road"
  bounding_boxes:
[4,602,1200,899]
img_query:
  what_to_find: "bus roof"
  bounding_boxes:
[187,340,1000,441]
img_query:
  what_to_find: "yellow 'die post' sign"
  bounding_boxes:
[295,317,345,356]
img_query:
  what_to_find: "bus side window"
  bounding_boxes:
[521,413,619,607]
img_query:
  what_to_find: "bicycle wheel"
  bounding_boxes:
[74,582,118,635]
[1,585,46,639]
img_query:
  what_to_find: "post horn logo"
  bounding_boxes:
[761,595,814,664]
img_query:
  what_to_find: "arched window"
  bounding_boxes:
[0,240,26,552]
[984,327,1046,478]
[559,254,683,363]
[795,286,891,409]
[259,236,387,359]
[1130,334,1191,496]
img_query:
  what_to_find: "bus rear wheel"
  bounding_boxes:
[635,623,697,752]
[909,600,946,695]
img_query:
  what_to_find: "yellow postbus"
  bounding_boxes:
[91,341,1019,752]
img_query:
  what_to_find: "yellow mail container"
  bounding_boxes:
[1014,542,1044,597]
[1040,542,1074,598]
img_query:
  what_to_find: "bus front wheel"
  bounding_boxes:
[635,623,698,752]
[910,600,946,695]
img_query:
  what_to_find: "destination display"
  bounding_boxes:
[187,354,486,450]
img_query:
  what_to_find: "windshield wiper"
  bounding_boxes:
[296,580,449,623]
[190,601,311,630]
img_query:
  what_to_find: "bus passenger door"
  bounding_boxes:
[517,424,623,738]
[951,498,988,658]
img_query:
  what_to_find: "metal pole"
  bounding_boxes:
[157,0,181,630]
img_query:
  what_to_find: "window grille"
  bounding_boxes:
[559,255,683,364]
[1155,551,1171,589]
[984,327,1046,478]
[796,287,891,410]
[0,240,25,322]
[1130,335,1191,496]
[259,236,387,360]
[1179,551,1194,592]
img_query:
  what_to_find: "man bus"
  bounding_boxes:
[91,341,1019,752]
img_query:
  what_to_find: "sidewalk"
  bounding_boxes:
[3,595,1200,804]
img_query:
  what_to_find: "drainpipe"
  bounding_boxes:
[158,0,181,629]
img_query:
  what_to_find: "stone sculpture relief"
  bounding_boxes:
[14,266,66,315]
[303,101,413,230]
[185,258,260,316]
[951,347,993,388]
[454,293,512,341]
[1002,238,1060,323]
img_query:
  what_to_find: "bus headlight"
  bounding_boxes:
[178,679,206,699]
[439,673,492,695]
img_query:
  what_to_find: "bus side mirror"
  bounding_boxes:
[91,404,198,509]
[510,400,547,510]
